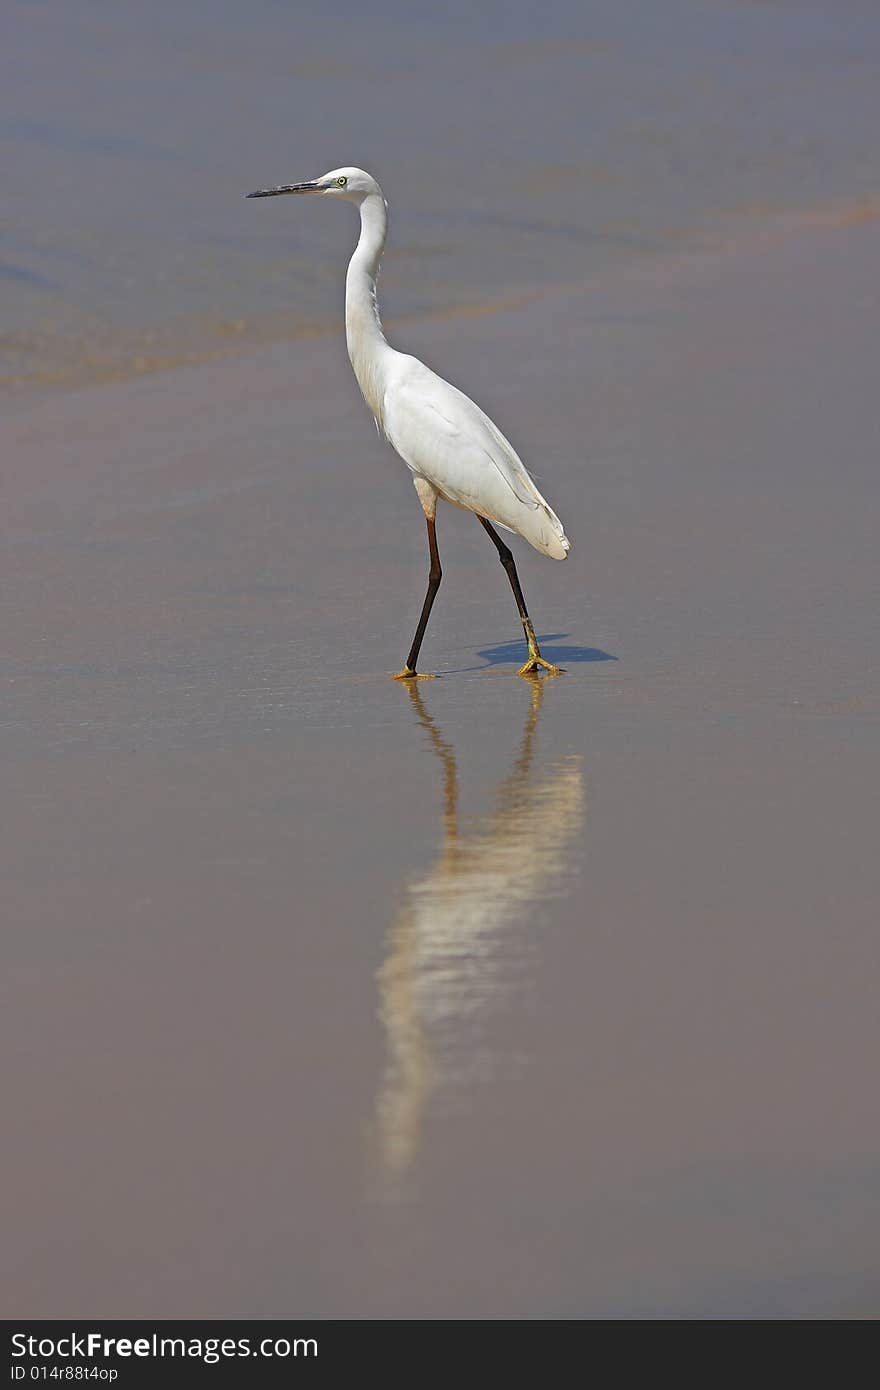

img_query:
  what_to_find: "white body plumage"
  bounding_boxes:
[246,164,570,677]
[336,167,570,560]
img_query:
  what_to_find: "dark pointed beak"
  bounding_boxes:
[245,181,322,198]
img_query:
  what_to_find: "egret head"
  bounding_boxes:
[245,166,381,203]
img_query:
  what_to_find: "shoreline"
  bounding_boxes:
[4,191,879,408]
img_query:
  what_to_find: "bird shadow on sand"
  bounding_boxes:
[457,634,618,671]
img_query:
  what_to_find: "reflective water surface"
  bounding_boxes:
[375,680,584,1175]
[5,0,880,392]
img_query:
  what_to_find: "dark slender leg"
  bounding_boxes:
[478,516,564,675]
[392,516,442,679]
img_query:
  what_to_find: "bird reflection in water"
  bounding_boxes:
[374,677,584,1175]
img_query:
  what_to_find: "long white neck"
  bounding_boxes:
[345,190,394,425]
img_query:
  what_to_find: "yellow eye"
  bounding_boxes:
[336,176,347,187]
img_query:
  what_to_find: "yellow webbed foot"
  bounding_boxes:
[391,667,437,681]
[517,656,565,677]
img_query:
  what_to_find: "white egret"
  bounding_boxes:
[246,166,570,678]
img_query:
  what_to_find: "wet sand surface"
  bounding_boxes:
[3,208,878,1317]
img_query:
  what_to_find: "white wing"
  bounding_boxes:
[382,356,569,560]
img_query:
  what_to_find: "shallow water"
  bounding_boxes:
[3,199,879,1316]
[4,0,880,389]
